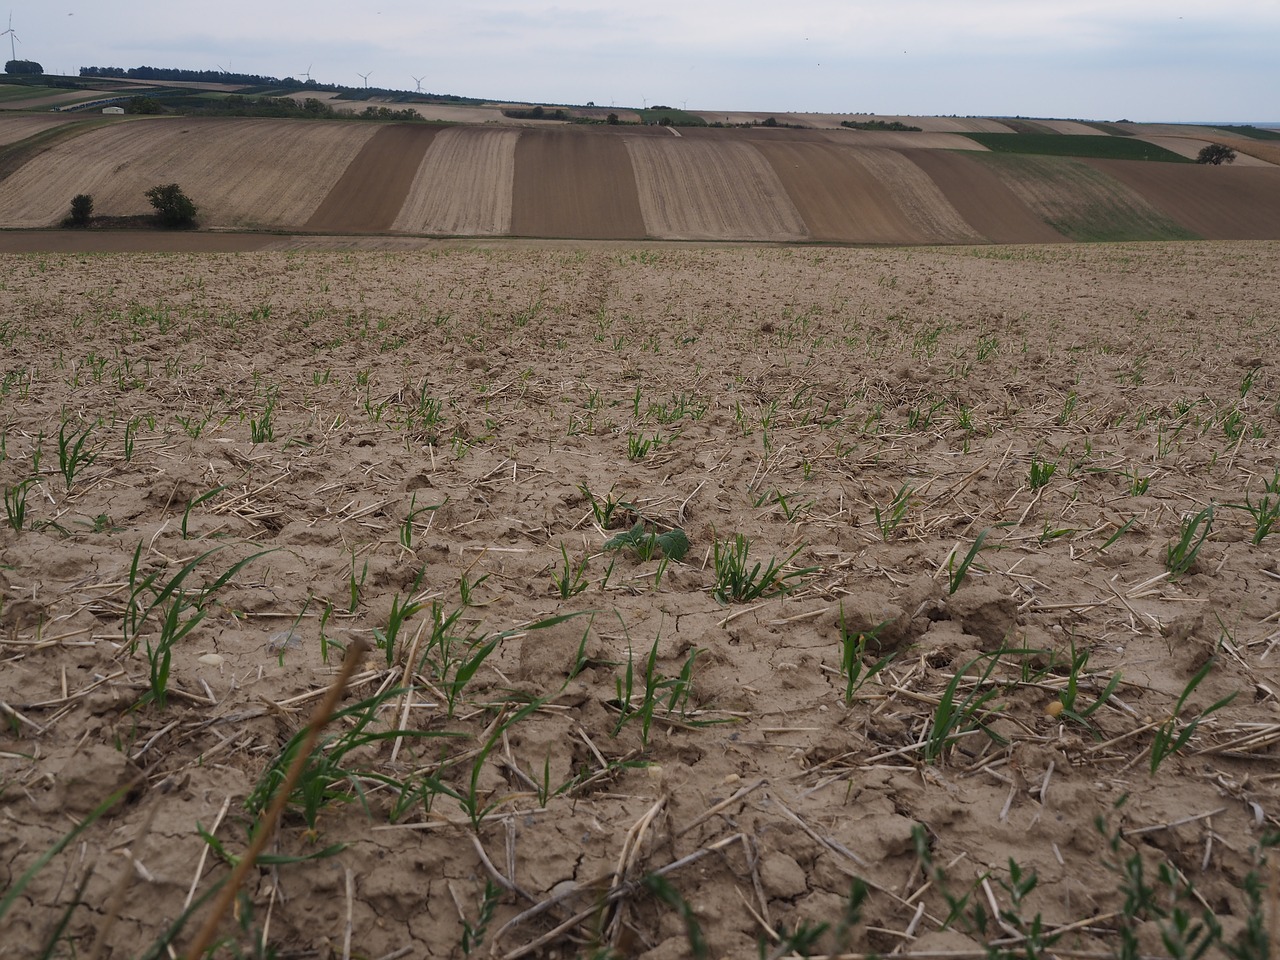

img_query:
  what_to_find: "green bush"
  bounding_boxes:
[145,183,197,228]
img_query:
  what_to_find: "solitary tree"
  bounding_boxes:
[145,183,197,228]
[4,60,43,75]
[67,194,94,227]
[606,112,619,125]
[1196,143,1237,165]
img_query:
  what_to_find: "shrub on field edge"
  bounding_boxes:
[145,183,198,229]
[64,193,94,228]
[1196,143,1236,165]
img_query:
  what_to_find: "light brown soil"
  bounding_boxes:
[0,116,378,229]
[510,128,646,239]
[626,137,808,240]
[391,126,519,235]
[1034,119,1107,136]
[1,241,1278,960]
[305,124,443,233]
[0,114,81,146]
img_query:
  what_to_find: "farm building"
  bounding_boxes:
[102,106,124,115]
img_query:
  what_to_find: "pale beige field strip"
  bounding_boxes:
[0,90,100,111]
[626,137,808,241]
[391,126,518,235]
[1137,136,1275,167]
[848,147,983,243]
[817,129,988,150]
[879,115,1014,134]
[0,114,79,146]
[0,118,379,228]
[1035,119,1107,136]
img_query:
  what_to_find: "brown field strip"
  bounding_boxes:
[305,124,442,233]
[0,230,276,253]
[391,126,518,235]
[510,128,646,239]
[0,117,379,229]
[626,137,807,240]
[1084,159,1280,240]
[968,153,1196,241]
[754,141,977,243]
[904,148,1068,243]
[1035,119,1107,136]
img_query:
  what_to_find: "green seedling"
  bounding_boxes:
[613,635,705,747]
[1125,469,1151,496]
[1057,391,1078,425]
[605,519,690,562]
[1226,468,1279,544]
[424,697,548,832]
[373,568,428,668]
[140,590,205,709]
[57,419,97,491]
[873,483,911,540]
[3,478,34,531]
[1028,455,1057,490]
[1149,658,1236,773]
[712,534,814,603]
[249,394,275,443]
[550,543,590,598]
[247,687,458,831]
[837,611,894,704]
[924,651,1008,763]
[181,484,227,540]
[460,880,501,957]
[947,527,998,595]
[399,492,445,550]
[347,556,369,612]
[1098,516,1138,553]
[1240,365,1261,398]
[1165,504,1213,578]
[627,432,662,461]
[1054,639,1122,734]
[458,572,489,607]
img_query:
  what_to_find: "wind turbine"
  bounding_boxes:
[357,71,371,88]
[300,63,313,82]
[412,75,424,94]
[2,13,20,63]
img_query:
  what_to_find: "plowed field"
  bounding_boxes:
[391,126,519,235]
[510,128,646,239]
[626,137,807,241]
[0,117,378,229]
[1,115,1278,243]
[1085,159,1280,240]
[969,154,1196,242]
[306,124,442,233]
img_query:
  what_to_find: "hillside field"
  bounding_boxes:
[0,114,1278,244]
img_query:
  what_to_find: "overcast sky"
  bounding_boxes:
[12,1,1279,122]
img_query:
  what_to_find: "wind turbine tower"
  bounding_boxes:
[357,71,371,88]
[2,14,20,63]
[412,75,425,94]
[300,63,313,82]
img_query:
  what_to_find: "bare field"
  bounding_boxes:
[0,117,379,229]
[2,117,1279,243]
[391,126,519,235]
[1,241,1277,959]
[626,137,808,240]
[0,114,83,146]
[510,128,646,239]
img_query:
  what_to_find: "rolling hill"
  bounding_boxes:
[0,111,1276,244]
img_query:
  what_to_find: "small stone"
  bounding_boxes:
[198,653,224,667]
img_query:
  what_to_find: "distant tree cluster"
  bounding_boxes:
[5,60,43,75]
[840,119,922,132]
[81,65,286,87]
[502,105,568,120]
[125,96,164,114]
[1195,143,1237,165]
